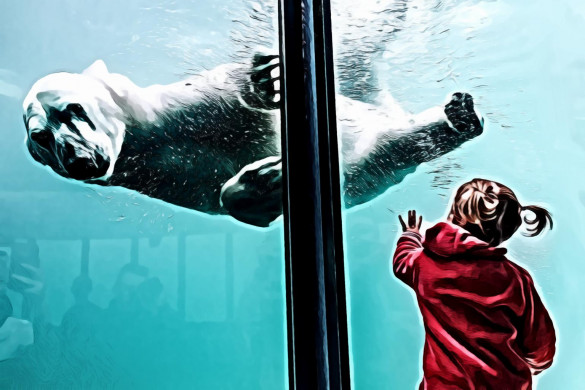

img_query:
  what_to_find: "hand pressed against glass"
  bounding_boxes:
[398,210,423,234]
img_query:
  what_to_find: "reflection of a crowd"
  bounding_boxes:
[0,236,286,389]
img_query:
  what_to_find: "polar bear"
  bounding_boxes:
[22,54,483,227]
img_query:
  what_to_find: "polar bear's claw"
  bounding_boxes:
[250,54,280,110]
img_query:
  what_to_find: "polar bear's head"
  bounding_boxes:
[23,60,128,181]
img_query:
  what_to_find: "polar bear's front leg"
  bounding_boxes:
[343,92,484,207]
[414,92,484,135]
[220,157,283,227]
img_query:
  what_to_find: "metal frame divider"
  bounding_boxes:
[278,0,351,388]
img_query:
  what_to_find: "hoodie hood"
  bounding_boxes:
[423,222,507,259]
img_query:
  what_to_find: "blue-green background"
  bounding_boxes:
[0,1,287,388]
[342,1,585,389]
[0,0,583,389]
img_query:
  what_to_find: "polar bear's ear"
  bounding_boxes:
[82,60,109,78]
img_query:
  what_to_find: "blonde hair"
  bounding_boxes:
[450,179,553,246]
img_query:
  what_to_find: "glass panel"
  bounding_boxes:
[331,0,582,388]
[0,1,287,388]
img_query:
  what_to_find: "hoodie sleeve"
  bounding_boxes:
[392,231,423,288]
[517,271,556,375]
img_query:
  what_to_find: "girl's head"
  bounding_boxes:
[448,178,553,246]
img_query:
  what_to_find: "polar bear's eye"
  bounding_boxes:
[66,103,96,131]
[67,103,85,115]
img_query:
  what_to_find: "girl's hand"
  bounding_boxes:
[399,210,423,234]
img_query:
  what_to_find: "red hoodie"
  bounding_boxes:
[393,222,556,390]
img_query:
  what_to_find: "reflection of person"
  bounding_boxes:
[8,241,44,322]
[108,263,149,315]
[393,179,556,389]
[101,262,184,388]
[0,250,13,324]
[0,249,34,361]
[57,274,114,387]
[60,275,103,345]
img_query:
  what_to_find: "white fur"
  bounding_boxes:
[24,59,435,178]
[22,60,248,180]
[335,96,448,165]
[22,59,474,224]
[23,67,127,179]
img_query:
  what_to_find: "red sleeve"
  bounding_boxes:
[392,231,423,288]
[517,271,556,374]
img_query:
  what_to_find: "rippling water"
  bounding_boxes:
[337,1,585,388]
[0,0,583,388]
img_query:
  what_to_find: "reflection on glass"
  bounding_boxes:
[0,1,286,388]
[332,0,584,389]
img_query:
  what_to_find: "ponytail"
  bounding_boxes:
[450,179,553,245]
[521,205,553,237]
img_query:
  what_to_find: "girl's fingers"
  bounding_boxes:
[398,215,407,231]
[400,210,422,232]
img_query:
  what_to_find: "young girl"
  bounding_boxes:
[393,178,556,390]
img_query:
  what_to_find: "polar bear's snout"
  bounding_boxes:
[27,124,111,181]
[29,128,53,150]
[59,139,110,181]
[24,99,112,181]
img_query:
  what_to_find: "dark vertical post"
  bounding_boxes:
[225,233,234,320]
[177,234,186,319]
[130,238,139,265]
[313,0,351,387]
[81,238,90,275]
[278,0,350,388]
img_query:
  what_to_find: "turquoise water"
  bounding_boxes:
[0,0,583,389]
[338,1,585,389]
[0,1,287,388]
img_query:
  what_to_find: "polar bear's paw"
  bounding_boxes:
[220,156,283,227]
[444,92,484,136]
[248,53,280,110]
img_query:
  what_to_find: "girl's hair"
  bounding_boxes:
[449,178,553,246]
